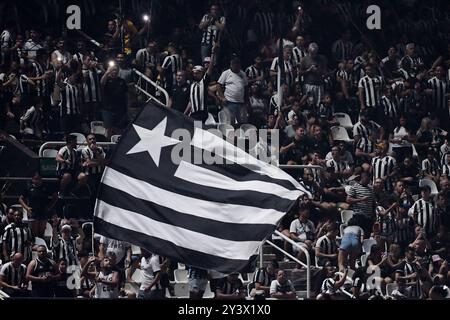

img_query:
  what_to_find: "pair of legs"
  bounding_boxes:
[188,277,208,299]
[223,102,247,126]
[29,219,47,239]
[338,233,361,272]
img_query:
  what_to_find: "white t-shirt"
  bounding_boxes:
[24,40,43,58]
[269,279,295,295]
[95,270,119,299]
[289,219,316,241]
[139,255,161,291]
[218,69,248,103]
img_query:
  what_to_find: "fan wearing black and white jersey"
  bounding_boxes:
[199,4,225,61]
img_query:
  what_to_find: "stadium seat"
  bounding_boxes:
[131,268,144,284]
[34,237,50,253]
[202,281,215,299]
[131,245,141,255]
[333,112,353,130]
[240,124,258,136]
[205,113,217,125]
[90,121,107,137]
[340,210,354,224]
[70,132,87,144]
[386,282,398,297]
[362,239,377,254]
[218,110,230,124]
[174,269,188,283]
[239,273,250,287]
[331,126,353,142]
[111,135,121,143]
[247,272,255,283]
[44,223,53,239]
[360,253,368,267]
[173,282,189,298]
[218,124,234,140]
[42,149,58,158]
[419,179,439,197]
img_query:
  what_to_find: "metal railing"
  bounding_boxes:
[38,141,117,157]
[133,68,169,107]
[278,165,325,171]
[262,230,311,299]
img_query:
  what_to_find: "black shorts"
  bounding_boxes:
[190,110,209,123]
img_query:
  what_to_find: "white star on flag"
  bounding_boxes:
[126,117,180,166]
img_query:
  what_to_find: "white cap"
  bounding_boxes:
[61,224,72,232]
[192,65,204,72]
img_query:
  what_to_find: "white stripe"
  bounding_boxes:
[96,200,260,260]
[174,160,302,201]
[101,167,286,225]
[191,128,310,196]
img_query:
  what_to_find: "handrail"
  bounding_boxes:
[267,230,311,299]
[0,177,59,182]
[264,240,309,300]
[278,164,325,171]
[133,68,169,107]
[38,141,116,157]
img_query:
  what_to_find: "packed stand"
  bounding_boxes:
[1,0,450,299]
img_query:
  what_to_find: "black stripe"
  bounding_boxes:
[107,156,293,211]
[99,184,277,241]
[94,217,257,274]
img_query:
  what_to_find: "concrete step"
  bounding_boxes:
[262,253,277,262]
[261,245,277,254]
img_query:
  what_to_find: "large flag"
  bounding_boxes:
[94,103,309,273]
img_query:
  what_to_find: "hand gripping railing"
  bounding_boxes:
[262,230,311,299]
[132,68,169,107]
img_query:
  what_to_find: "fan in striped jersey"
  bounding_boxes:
[94,102,310,273]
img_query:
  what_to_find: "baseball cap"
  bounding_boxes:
[192,65,204,72]
[61,224,72,232]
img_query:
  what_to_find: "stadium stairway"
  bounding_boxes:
[257,244,321,299]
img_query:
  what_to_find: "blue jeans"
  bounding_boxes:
[223,102,247,125]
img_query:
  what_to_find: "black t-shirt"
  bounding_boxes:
[282,137,310,164]
[308,135,330,157]
[103,77,128,113]
[22,185,49,213]
[171,83,190,113]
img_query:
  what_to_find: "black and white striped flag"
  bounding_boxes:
[94,103,309,273]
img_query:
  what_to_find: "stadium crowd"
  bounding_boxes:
[1,0,450,299]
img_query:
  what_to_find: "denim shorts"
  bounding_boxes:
[339,233,360,253]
